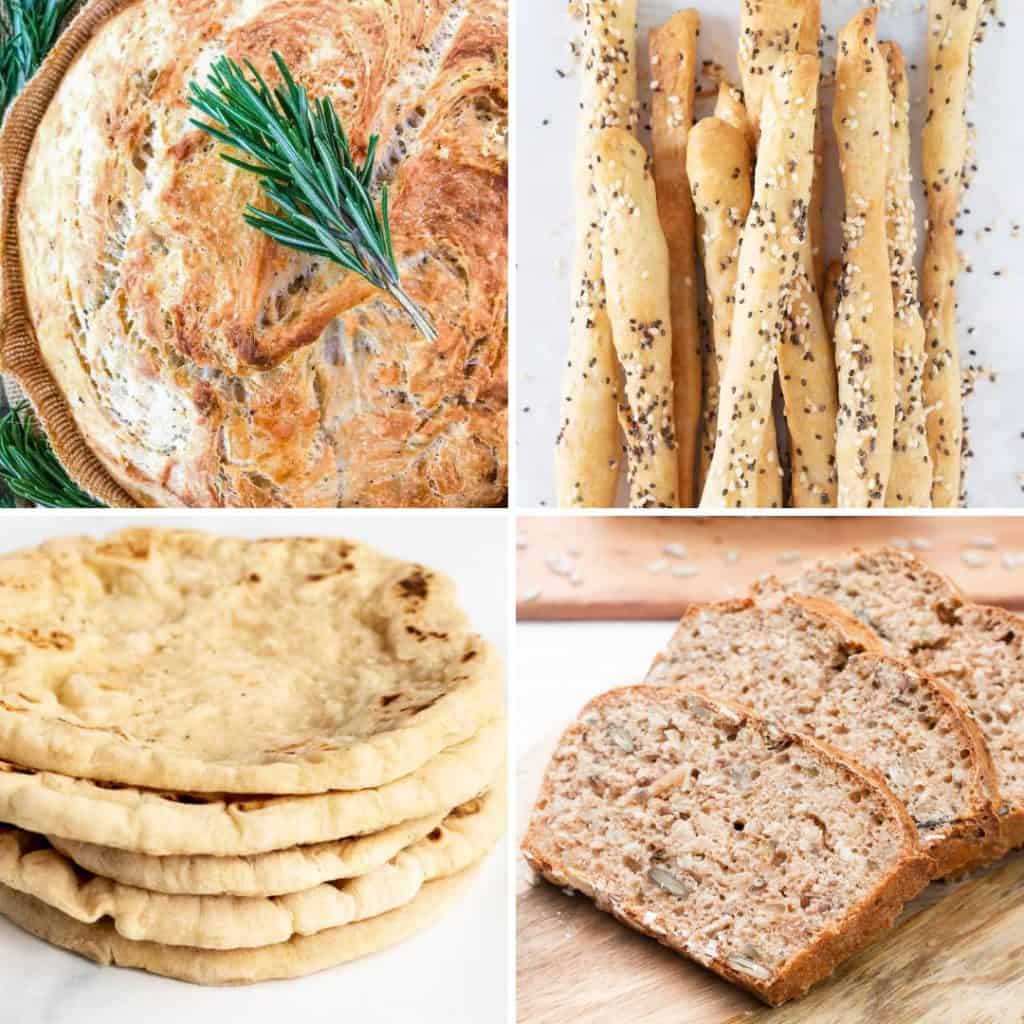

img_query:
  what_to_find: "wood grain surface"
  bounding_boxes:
[516,733,1024,1024]
[517,516,1024,619]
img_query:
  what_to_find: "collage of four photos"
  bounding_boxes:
[0,0,1019,1021]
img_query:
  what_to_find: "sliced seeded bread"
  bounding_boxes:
[756,546,1024,850]
[646,596,1000,877]
[522,686,930,1006]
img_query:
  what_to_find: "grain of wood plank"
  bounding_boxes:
[516,517,1024,620]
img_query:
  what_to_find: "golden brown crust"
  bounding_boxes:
[649,10,700,507]
[522,684,930,1007]
[7,0,507,507]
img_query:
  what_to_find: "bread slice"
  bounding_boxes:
[646,596,1001,877]
[522,686,931,1006]
[756,547,1024,850]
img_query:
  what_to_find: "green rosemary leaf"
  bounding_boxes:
[189,51,437,341]
[0,405,104,508]
[0,0,74,116]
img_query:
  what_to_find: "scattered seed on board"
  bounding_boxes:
[1001,553,1022,571]
[520,587,542,603]
[545,555,573,577]
[968,536,996,549]
[516,536,528,550]
[671,565,700,578]
[647,559,669,574]
[776,550,803,565]
[910,537,933,551]
[662,543,688,558]
[888,537,911,550]
[961,549,989,568]
[725,550,740,564]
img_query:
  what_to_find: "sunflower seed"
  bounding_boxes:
[647,865,693,897]
[607,726,635,752]
[727,954,772,981]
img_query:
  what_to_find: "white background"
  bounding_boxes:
[0,512,508,1024]
[515,0,1024,508]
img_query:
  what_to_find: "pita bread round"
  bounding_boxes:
[0,865,481,984]
[50,812,445,897]
[0,783,504,948]
[0,529,502,793]
[0,720,504,856]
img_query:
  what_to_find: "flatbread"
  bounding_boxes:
[0,782,504,948]
[0,529,503,793]
[0,719,505,856]
[0,865,481,985]
[50,811,445,897]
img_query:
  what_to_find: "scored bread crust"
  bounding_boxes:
[522,686,931,1006]
[648,594,1002,878]
[10,0,507,508]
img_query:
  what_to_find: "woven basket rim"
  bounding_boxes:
[0,0,146,507]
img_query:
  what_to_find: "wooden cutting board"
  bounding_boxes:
[516,734,1024,1024]
[517,517,1024,620]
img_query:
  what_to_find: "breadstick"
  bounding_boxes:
[921,0,983,507]
[555,0,638,507]
[592,129,678,507]
[650,10,700,505]
[832,8,894,508]
[714,80,755,150]
[738,0,819,136]
[822,260,842,338]
[700,54,819,508]
[882,41,932,508]
[689,116,781,506]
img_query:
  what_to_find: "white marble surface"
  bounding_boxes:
[515,0,1024,508]
[0,513,509,1024]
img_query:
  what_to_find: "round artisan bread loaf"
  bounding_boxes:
[13,0,507,507]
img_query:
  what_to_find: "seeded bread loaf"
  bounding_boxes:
[646,596,1001,877]
[758,547,1024,851]
[522,686,930,1006]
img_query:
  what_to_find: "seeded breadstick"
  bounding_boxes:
[689,116,781,506]
[700,54,819,508]
[833,8,894,508]
[921,0,983,507]
[592,129,678,508]
[778,0,835,508]
[650,10,700,506]
[714,80,756,150]
[822,260,842,339]
[555,0,638,508]
[738,0,819,136]
[882,41,933,508]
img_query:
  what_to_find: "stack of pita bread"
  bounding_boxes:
[0,529,506,983]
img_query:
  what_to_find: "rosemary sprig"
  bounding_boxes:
[0,0,74,117]
[188,52,437,341]
[0,405,103,507]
